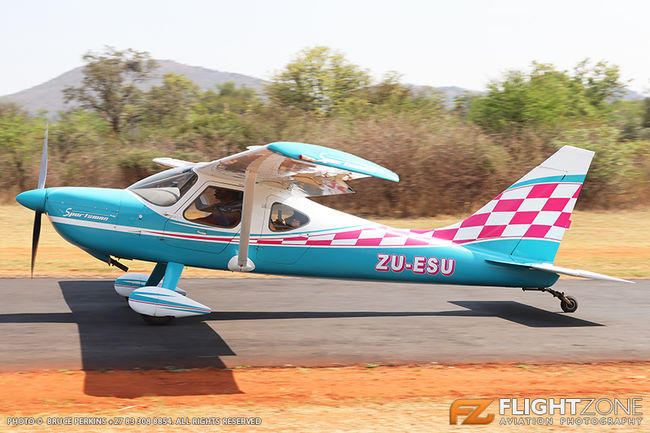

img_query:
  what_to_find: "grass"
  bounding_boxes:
[1,204,648,278]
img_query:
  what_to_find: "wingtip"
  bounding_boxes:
[385,172,400,182]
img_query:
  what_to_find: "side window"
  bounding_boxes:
[184,186,243,228]
[269,203,310,232]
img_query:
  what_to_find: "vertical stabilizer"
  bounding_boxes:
[431,146,594,262]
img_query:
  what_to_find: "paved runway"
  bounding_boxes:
[0,278,648,371]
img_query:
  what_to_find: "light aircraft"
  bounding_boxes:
[16,129,632,324]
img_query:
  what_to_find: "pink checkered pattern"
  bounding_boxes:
[252,226,435,248]
[417,181,583,244]
[249,180,584,248]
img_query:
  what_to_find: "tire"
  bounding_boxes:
[141,314,175,325]
[560,296,578,313]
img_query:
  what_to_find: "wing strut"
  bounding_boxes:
[228,157,267,272]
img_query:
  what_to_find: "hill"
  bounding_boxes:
[1,60,644,116]
[0,60,266,116]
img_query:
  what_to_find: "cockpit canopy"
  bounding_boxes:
[128,167,197,206]
[128,166,313,232]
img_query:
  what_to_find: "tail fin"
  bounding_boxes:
[432,146,594,263]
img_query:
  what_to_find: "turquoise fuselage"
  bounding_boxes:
[44,187,558,288]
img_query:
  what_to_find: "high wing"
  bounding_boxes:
[193,142,398,196]
[152,142,399,272]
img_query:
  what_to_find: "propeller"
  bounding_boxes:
[30,125,48,278]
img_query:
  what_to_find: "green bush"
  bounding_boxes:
[117,148,164,185]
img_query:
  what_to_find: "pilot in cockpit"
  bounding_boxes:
[284,211,307,228]
[194,187,242,227]
[270,204,308,231]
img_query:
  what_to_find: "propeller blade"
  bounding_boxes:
[31,124,48,277]
[31,211,42,278]
[37,124,48,189]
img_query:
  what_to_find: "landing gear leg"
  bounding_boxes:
[138,262,184,325]
[145,262,167,286]
[522,287,578,313]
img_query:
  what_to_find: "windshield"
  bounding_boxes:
[128,167,197,206]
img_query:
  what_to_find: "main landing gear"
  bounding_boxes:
[522,287,578,313]
[114,262,212,325]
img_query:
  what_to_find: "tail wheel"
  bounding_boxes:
[141,315,175,325]
[560,296,578,313]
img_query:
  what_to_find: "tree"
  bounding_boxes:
[643,98,650,128]
[143,73,200,127]
[366,71,411,107]
[266,46,371,114]
[608,99,647,141]
[63,47,157,134]
[467,61,626,132]
[573,59,627,109]
[0,103,40,192]
[199,81,259,115]
[349,71,444,115]
[52,109,111,161]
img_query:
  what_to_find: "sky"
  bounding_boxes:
[1,0,649,96]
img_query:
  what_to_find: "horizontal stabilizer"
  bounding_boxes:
[486,259,634,283]
[152,157,195,168]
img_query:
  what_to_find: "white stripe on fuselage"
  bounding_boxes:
[49,215,235,244]
[48,215,457,248]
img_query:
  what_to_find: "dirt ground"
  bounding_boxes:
[1,363,648,432]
